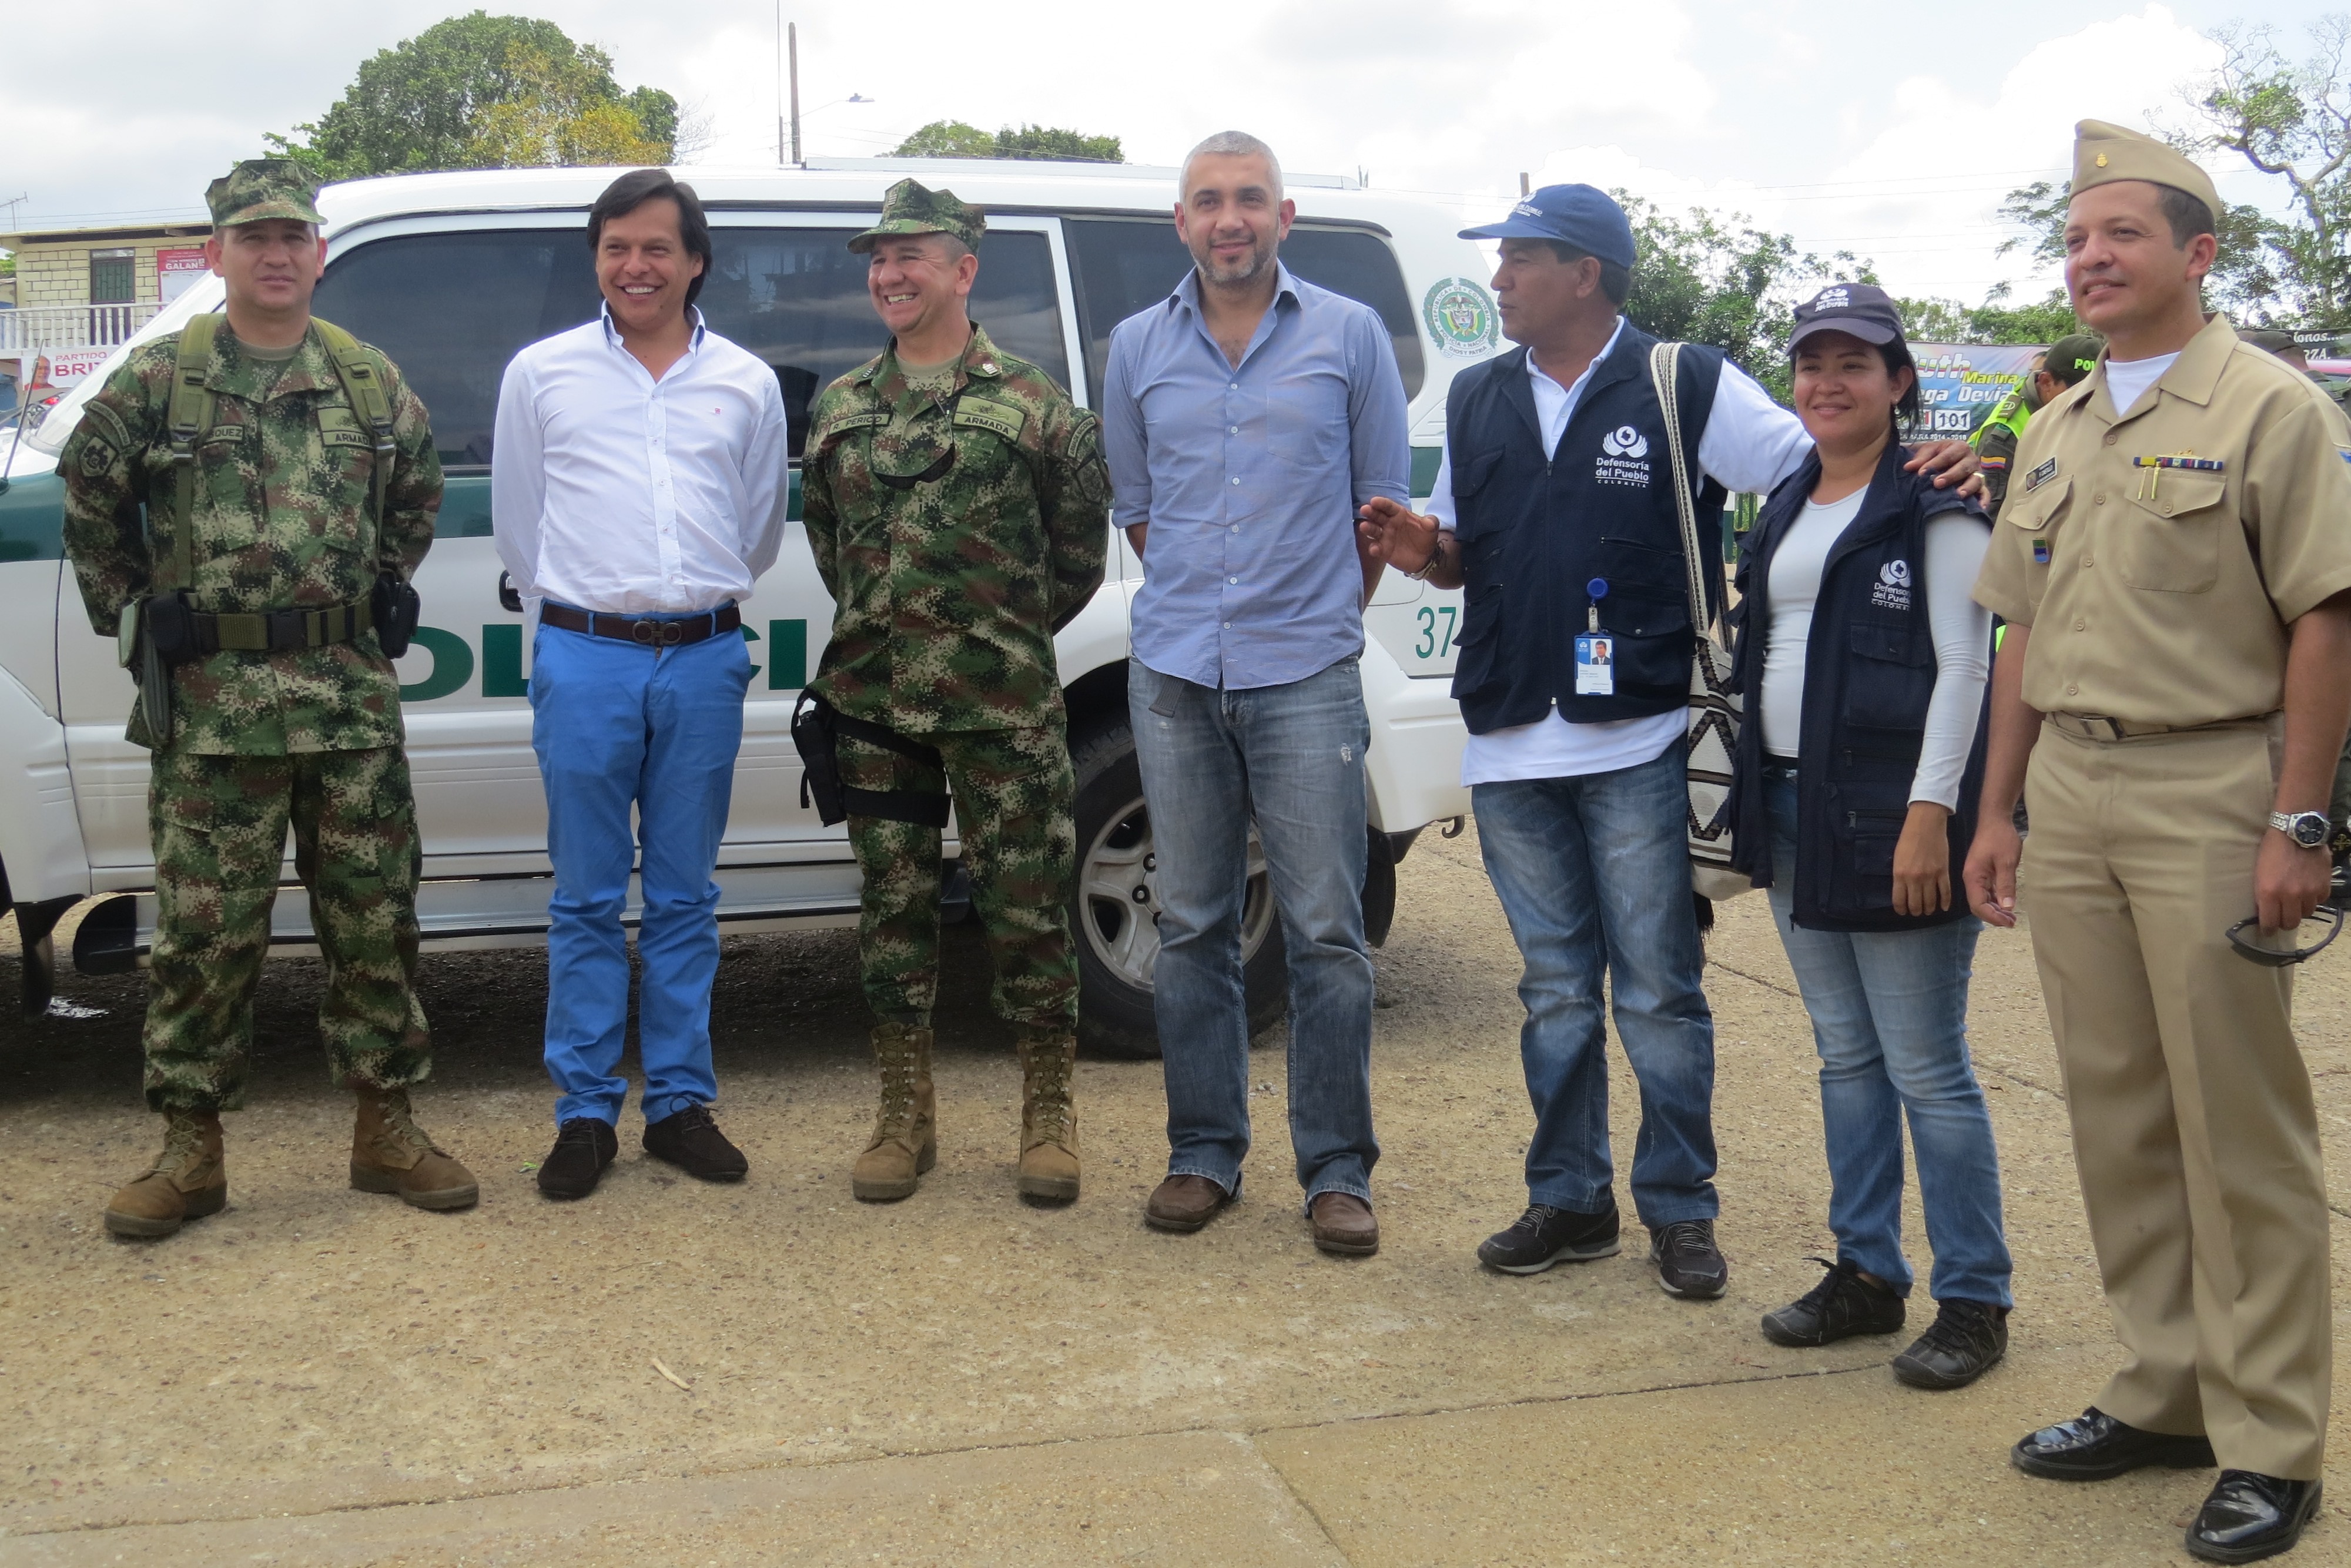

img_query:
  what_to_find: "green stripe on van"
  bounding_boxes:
[0,470,65,563]
[1410,445,1441,501]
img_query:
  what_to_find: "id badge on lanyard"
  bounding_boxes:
[1575,578,1613,696]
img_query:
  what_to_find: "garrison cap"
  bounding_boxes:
[2044,331,2104,387]
[849,179,985,254]
[206,158,326,227]
[2071,119,2222,220]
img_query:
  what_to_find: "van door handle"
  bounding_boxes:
[497,571,523,613]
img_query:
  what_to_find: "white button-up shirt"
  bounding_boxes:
[492,307,790,615]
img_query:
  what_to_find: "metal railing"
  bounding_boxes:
[0,302,161,356]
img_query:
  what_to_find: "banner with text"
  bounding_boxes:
[1900,344,2045,443]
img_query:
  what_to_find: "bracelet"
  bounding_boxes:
[1405,532,1448,582]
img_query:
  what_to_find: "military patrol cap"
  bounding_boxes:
[205,159,326,227]
[849,179,985,254]
[2071,120,2222,221]
[2045,331,2104,387]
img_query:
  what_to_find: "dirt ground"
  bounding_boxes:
[3,822,2349,1566]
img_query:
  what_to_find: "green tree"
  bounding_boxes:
[1998,175,2285,323]
[1619,193,1861,403]
[891,120,1121,163]
[1895,286,2082,346]
[267,11,680,177]
[2198,18,2351,322]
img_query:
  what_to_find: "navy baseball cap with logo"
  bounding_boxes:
[1459,183,1637,271]
[1788,282,1907,351]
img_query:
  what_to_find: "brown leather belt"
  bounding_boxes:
[540,602,741,648]
[2045,711,2274,742]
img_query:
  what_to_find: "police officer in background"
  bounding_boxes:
[61,160,475,1238]
[800,180,1109,1205]
[1965,122,2351,1562]
[1971,334,2101,520]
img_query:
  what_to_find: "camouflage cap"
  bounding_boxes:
[205,158,326,227]
[2044,331,2104,387]
[848,179,984,254]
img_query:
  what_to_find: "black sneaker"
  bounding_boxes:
[1892,1298,2010,1390]
[1476,1201,1620,1274]
[643,1104,748,1182]
[537,1117,617,1200]
[1648,1218,1728,1299]
[1759,1257,1905,1346]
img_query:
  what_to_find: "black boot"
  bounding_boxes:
[644,1104,748,1182]
[537,1117,617,1200]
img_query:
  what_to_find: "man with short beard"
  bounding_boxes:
[1101,131,1411,1255]
[494,169,791,1200]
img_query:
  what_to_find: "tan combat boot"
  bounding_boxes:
[104,1109,227,1238]
[349,1085,479,1211]
[851,1021,936,1201]
[1016,1031,1080,1202]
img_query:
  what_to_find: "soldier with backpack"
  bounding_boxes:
[59,159,473,1238]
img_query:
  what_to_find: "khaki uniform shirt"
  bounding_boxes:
[1974,314,2351,728]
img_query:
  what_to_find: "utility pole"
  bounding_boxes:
[789,23,803,167]
[776,2,785,164]
[1518,172,1530,197]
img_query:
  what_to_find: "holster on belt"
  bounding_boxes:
[790,691,951,828]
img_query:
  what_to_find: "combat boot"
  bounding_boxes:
[103,1109,227,1238]
[851,1021,935,1202]
[349,1085,479,1211]
[1016,1031,1080,1202]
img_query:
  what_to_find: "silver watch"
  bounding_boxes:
[2270,809,2330,849]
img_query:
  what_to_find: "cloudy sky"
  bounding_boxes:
[2,0,2331,307]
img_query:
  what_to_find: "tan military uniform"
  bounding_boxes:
[1977,309,2351,1479]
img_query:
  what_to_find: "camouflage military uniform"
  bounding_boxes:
[59,175,442,1112]
[804,320,1109,1032]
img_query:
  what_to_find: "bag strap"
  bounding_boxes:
[1647,339,1720,642]
[313,317,397,575]
[165,313,222,595]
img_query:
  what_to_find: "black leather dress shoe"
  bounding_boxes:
[643,1104,748,1182]
[2186,1472,2322,1563]
[2011,1406,2216,1481]
[537,1117,618,1200]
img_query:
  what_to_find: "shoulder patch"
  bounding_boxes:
[954,397,1029,442]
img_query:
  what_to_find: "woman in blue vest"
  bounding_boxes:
[1725,283,2014,1390]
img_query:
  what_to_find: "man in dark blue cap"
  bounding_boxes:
[1359,183,1978,1300]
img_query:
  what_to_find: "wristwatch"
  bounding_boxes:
[2270,809,2330,849]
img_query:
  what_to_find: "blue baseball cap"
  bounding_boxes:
[1459,183,1636,272]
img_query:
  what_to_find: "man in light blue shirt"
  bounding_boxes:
[1101,130,1411,1256]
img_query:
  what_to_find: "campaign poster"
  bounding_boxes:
[26,346,116,391]
[1901,343,2045,443]
[157,247,208,303]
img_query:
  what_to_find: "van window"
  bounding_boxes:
[313,226,1069,469]
[1063,216,1426,408]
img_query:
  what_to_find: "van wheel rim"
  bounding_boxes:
[1079,795,1274,991]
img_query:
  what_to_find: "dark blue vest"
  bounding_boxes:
[1725,443,1991,932]
[1446,327,1725,733]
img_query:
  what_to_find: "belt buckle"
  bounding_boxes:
[631,618,658,646]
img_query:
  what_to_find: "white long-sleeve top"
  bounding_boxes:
[492,307,791,615]
[1757,492,1992,810]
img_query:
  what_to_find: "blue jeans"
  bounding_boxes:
[1130,656,1377,1204]
[530,612,752,1128]
[1472,740,1717,1227]
[1763,767,2012,1308]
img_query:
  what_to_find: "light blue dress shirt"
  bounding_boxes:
[1103,263,1411,691]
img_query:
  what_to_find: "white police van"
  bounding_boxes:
[0,157,1499,1056]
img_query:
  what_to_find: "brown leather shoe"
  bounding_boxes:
[1145,1173,1233,1232]
[104,1109,227,1238]
[349,1085,478,1211]
[1309,1191,1379,1256]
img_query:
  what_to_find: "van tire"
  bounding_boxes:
[1068,715,1287,1061]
